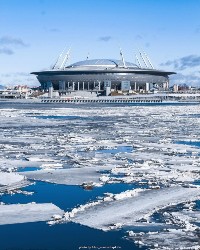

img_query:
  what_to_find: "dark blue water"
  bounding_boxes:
[176,141,200,148]
[17,166,41,172]
[0,222,145,250]
[1,181,138,211]
[0,181,146,250]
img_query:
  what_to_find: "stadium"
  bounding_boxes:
[31,50,176,95]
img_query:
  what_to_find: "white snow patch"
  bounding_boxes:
[0,171,24,185]
[68,186,200,231]
[22,166,114,185]
[0,203,63,225]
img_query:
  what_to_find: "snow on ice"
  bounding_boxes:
[66,186,200,231]
[0,203,64,225]
[0,104,200,249]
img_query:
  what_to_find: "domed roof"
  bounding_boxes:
[67,59,139,69]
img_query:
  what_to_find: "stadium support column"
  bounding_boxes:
[48,87,53,98]
[146,82,150,92]
[165,81,169,90]
[48,82,53,98]
[104,81,111,96]
[72,82,75,91]
[106,87,111,96]
[78,82,80,91]
[83,82,85,90]
[59,80,66,95]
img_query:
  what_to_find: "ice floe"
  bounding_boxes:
[0,203,63,225]
[22,167,110,185]
[64,186,200,231]
[1,103,200,249]
[0,172,24,185]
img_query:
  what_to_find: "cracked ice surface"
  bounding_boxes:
[0,203,64,225]
[0,104,200,248]
[128,229,200,250]
[67,186,200,231]
[0,171,30,194]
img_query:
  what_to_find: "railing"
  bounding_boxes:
[41,98,163,103]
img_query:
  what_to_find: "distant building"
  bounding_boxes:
[31,50,176,95]
[173,84,179,92]
[0,85,33,99]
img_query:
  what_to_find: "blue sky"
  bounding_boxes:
[0,0,200,86]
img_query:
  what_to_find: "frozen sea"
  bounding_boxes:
[0,101,200,250]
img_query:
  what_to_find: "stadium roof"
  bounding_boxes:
[67,59,139,69]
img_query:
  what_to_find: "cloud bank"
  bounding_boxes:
[0,48,14,55]
[0,36,28,55]
[0,36,28,47]
[170,72,200,87]
[161,55,200,70]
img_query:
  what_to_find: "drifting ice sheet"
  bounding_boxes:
[70,186,200,231]
[22,166,113,185]
[0,172,24,186]
[0,203,63,225]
